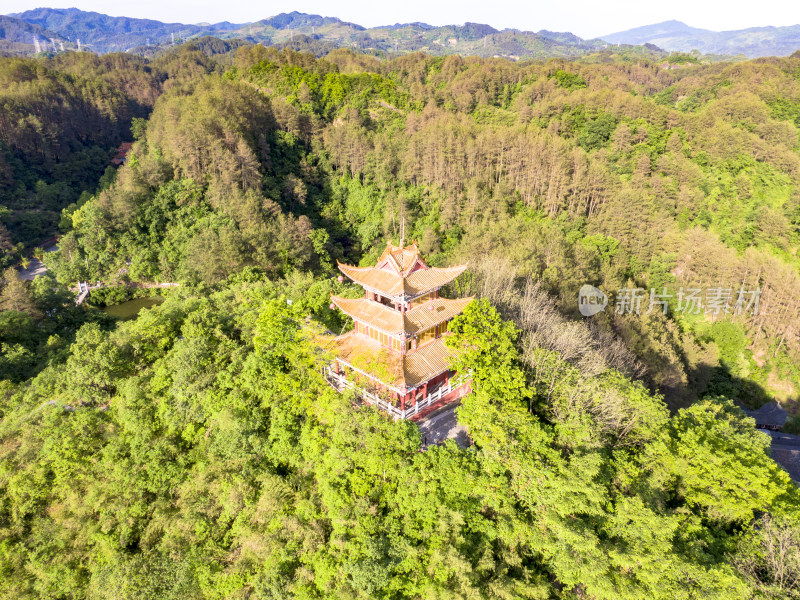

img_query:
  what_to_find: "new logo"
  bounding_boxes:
[578,284,607,317]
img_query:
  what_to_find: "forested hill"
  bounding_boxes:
[2,42,800,598]
[0,45,226,254]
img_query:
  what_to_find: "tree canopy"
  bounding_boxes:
[2,43,800,599]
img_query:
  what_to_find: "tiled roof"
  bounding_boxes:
[337,263,467,299]
[324,331,453,390]
[330,296,473,335]
[406,297,472,333]
[743,402,788,428]
[405,266,468,296]
[403,338,451,386]
[338,265,403,296]
[762,430,800,482]
[331,297,403,333]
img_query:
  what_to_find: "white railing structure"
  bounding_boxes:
[75,281,90,306]
[324,367,452,420]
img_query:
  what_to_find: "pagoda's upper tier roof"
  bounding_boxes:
[331,296,473,335]
[338,242,467,299]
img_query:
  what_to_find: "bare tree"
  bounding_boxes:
[457,255,644,379]
[733,514,800,598]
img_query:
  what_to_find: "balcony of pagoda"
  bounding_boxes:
[324,362,469,421]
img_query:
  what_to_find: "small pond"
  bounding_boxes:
[101,296,165,320]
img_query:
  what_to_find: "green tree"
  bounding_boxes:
[0,267,39,316]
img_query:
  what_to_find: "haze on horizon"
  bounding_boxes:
[3,0,800,40]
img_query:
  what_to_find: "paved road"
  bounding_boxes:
[417,402,470,448]
[18,258,47,281]
[18,244,58,281]
[760,429,800,482]
[766,430,800,448]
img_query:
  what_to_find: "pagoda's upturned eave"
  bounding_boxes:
[336,262,402,298]
[331,296,473,336]
[337,262,468,299]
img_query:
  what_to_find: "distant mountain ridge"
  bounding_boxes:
[603,20,711,45]
[0,14,59,44]
[6,8,796,59]
[603,19,800,57]
[0,14,67,55]
[8,7,244,52]
[1,7,615,59]
[254,12,362,31]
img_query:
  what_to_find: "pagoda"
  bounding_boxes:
[324,241,472,420]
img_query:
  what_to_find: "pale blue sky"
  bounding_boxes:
[4,0,800,39]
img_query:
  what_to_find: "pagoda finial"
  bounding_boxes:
[400,216,405,249]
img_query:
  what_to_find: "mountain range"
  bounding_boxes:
[0,8,611,59]
[603,20,800,58]
[1,8,799,59]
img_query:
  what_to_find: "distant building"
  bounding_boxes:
[324,242,472,420]
[744,401,788,430]
[110,142,133,166]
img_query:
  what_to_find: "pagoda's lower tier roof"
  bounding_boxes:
[330,296,472,336]
[403,338,451,387]
[337,263,468,299]
[322,331,452,391]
